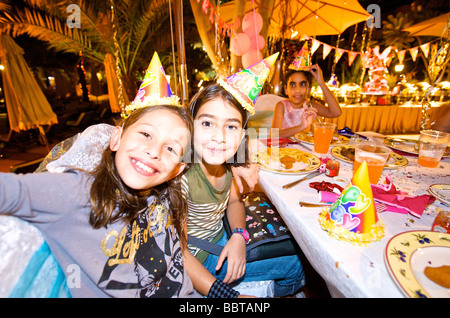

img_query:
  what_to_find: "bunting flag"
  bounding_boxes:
[334,48,345,64]
[409,47,419,62]
[311,39,321,55]
[420,43,430,58]
[322,44,333,59]
[397,50,406,65]
[348,51,358,66]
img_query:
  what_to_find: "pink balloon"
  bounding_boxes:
[230,33,250,56]
[249,35,265,51]
[242,12,263,36]
[242,49,263,69]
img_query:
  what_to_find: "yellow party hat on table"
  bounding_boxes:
[217,52,279,115]
[318,161,384,245]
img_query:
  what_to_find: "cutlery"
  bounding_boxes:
[282,170,322,190]
[298,201,388,212]
[299,201,331,207]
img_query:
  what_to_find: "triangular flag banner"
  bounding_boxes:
[318,161,384,245]
[322,44,332,59]
[217,52,279,115]
[420,43,430,58]
[397,50,406,65]
[348,51,358,66]
[334,48,345,64]
[311,39,321,56]
[409,47,419,62]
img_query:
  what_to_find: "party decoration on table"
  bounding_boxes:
[217,52,279,115]
[289,41,311,71]
[318,161,385,245]
[124,52,181,116]
[371,174,436,218]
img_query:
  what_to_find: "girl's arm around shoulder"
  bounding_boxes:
[0,170,90,224]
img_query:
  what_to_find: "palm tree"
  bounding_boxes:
[0,0,185,107]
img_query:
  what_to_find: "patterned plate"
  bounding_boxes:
[385,231,450,298]
[331,145,408,169]
[251,147,321,175]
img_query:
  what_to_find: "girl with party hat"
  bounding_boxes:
[271,43,342,138]
[183,53,305,297]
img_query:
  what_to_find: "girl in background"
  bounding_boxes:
[271,64,341,138]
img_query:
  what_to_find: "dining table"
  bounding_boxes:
[248,132,450,298]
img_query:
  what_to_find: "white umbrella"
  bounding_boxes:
[0,34,57,150]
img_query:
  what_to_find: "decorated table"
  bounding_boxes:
[249,133,450,298]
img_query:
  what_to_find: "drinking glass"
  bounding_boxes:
[313,122,336,154]
[417,130,450,168]
[354,144,391,184]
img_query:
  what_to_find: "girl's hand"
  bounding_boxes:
[216,233,246,283]
[300,107,318,130]
[309,64,325,86]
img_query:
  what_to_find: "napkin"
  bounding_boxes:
[370,174,436,218]
[260,138,294,147]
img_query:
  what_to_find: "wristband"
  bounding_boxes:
[207,279,240,298]
[232,228,249,244]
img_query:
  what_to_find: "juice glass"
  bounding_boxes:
[354,144,391,184]
[417,130,450,168]
[313,122,336,154]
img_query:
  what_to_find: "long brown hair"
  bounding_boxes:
[189,83,250,167]
[88,105,193,248]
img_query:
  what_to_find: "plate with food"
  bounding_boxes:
[428,184,450,206]
[384,137,450,158]
[331,145,408,169]
[250,147,321,174]
[385,231,450,298]
[293,131,350,146]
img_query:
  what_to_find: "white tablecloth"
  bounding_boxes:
[251,136,450,298]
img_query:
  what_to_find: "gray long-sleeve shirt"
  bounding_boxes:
[0,170,195,298]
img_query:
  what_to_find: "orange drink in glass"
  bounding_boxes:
[354,144,391,184]
[417,130,450,168]
[313,122,336,154]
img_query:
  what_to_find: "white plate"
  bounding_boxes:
[385,231,450,298]
[428,184,450,206]
[250,147,321,175]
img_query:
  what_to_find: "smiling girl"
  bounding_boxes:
[0,105,196,298]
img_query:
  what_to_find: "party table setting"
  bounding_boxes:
[248,125,450,298]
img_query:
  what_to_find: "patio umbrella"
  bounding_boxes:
[218,0,371,38]
[403,12,449,38]
[0,34,57,150]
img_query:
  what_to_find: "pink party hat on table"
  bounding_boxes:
[289,42,311,71]
[318,161,384,245]
[217,52,279,115]
[124,52,181,116]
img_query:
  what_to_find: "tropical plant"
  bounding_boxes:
[381,12,415,51]
[0,0,187,102]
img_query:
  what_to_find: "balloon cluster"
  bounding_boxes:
[230,12,266,68]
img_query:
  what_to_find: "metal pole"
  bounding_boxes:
[172,0,189,104]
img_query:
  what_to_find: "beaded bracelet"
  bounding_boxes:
[207,279,240,298]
